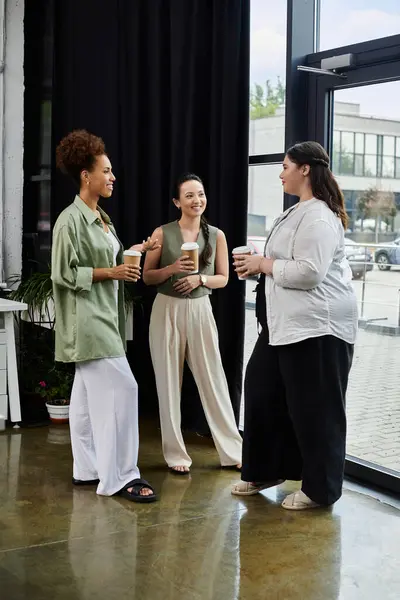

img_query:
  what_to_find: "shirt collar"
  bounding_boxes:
[73,195,111,225]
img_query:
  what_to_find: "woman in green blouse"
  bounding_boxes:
[52,129,158,502]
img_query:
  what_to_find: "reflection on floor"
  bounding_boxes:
[1,422,400,600]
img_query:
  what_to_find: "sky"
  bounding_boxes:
[250,0,400,120]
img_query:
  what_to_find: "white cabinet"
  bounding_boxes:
[0,299,27,425]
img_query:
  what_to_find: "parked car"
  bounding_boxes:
[344,239,373,279]
[374,237,400,271]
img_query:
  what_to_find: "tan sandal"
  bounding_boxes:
[231,479,284,496]
[281,490,321,510]
[169,466,190,475]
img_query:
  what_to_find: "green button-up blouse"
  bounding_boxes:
[51,196,126,363]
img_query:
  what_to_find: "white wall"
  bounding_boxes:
[3,0,24,281]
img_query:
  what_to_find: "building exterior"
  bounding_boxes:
[248,101,400,239]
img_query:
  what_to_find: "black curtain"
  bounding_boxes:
[52,0,250,432]
[23,0,54,275]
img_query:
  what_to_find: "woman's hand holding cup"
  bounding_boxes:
[111,263,141,282]
[232,246,253,280]
[171,255,195,275]
[233,250,274,279]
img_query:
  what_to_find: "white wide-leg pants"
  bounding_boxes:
[69,356,140,496]
[149,294,243,468]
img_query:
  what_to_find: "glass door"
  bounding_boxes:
[306,45,400,493]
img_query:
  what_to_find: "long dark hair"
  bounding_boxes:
[286,141,348,229]
[174,173,212,267]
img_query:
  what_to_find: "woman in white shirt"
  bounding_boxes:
[231,141,358,510]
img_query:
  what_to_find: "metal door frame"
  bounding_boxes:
[304,34,400,495]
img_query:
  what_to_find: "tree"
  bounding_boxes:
[250,77,285,120]
[332,142,354,175]
[357,187,397,240]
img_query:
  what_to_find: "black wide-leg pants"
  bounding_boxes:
[241,327,354,506]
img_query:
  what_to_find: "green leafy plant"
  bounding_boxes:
[8,269,54,327]
[250,77,286,120]
[357,187,397,239]
[35,368,74,405]
[8,270,142,325]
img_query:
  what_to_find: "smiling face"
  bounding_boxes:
[279,154,310,196]
[81,154,116,198]
[174,179,207,218]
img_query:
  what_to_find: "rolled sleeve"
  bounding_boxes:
[51,223,93,293]
[75,267,94,292]
[272,259,288,287]
[272,220,338,290]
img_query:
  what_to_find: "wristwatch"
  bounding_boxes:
[200,274,208,287]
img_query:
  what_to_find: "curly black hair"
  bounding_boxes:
[55,129,106,187]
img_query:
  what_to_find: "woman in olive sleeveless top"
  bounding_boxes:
[143,173,242,474]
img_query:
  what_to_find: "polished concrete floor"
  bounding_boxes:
[1,422,400,600]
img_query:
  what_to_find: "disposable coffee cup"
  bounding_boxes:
[181,242,199,274]
[232,245,252,280]
[123,250,142,267]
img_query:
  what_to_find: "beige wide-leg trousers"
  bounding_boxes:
[149,293,243,468]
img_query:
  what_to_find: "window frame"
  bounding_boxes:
[305,6,400,495]
[248,1,400,494]
[249,0,317,210]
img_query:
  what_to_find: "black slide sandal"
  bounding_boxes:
[72,478,100,486]
[116,478,158,503]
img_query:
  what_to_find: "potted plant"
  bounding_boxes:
[8,269,55,329]
[7,269,141,424]
[35,367,74,424]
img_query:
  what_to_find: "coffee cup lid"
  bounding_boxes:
[124,250,142,256]
[181,242,199,250]
[232,245,251,254]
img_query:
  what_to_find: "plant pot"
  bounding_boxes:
[45,402,69,424]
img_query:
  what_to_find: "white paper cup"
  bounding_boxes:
[232,245,252,280]
[181,242,199,274]
[123,250,142,266]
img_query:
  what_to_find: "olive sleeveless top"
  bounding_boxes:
[157,220,218,299]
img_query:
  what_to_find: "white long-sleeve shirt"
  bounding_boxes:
[265,198,358,346]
